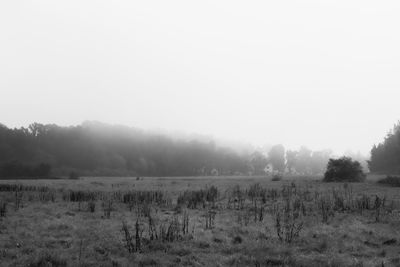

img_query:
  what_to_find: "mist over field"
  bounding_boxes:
[1,1,400,266]
[2,1,400,157]
[0,121,372,178]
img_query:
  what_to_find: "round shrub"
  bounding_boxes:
[69,171,80,180]
[271,173,283,181]
[323,157,366,182]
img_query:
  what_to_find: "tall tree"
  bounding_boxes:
[286,150,298,174]
[268,144,285,172]
[249,151,268,175]
[294,146,312,175]
[310,150,332,175]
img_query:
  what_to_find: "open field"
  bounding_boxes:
[1,175,400,267]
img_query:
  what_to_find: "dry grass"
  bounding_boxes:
[0,175,400,266]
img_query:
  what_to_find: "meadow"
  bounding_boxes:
[1,175,400,267]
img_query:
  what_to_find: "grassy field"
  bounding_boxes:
[1,175,400,267]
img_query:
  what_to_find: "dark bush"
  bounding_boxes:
[0,201,6,217]
[232,235,243,244]
[271,173,283,181]
[69,171,80,180]
[177,186,219,209]
[323,157,366,182]
[88,201,96,212]
[377,176,400,187]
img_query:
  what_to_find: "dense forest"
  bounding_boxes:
[369,121,400,174]
[0,122,251,177]
[0,121,358,178]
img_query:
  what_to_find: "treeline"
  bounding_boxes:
[250,145,335,175]
[369,122,400,174]
[0,122,249,177]
[0,161,52,178]
[0,121,357,178]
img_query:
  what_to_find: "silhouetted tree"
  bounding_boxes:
[249,151,268,175]
[369,121,400,174]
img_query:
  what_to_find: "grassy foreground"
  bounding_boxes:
[1,175,400,267]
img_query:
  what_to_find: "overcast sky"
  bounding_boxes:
[1,0,399,155]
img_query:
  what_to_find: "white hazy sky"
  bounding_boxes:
[1,0,399,155]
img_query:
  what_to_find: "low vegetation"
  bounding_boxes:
[377,176,400,187]
[0,176,399,266]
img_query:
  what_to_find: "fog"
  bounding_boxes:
[1,0,400,155]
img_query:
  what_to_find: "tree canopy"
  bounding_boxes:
[0,121,361,178]
[0,122,250,177]
[268,144,285,173]
[284,146,332,175]
[369,122,400,174]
